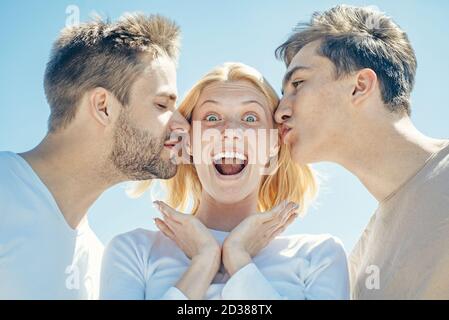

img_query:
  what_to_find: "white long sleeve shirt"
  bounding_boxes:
[100,227,349,300]
[0,151,104,299]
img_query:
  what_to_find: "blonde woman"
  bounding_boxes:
[100,63,349,300]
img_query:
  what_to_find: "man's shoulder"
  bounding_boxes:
[0,151,20,170]
[427,140,449,173]
[415,141,449,194]
[0,151,25,191]
[392,141,449,202]
[435,140,449,173]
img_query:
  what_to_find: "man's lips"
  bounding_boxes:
[163,139,179,148]
[280,125,293,143]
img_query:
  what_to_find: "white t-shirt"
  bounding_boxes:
[100,227,349,300]
[0,151,104,300]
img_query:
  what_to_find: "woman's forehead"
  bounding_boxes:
[197,80,269,107]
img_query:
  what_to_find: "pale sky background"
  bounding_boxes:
[1,0,448,253]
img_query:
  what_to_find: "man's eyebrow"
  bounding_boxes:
[157,92,177,101]
[281,66,311,93]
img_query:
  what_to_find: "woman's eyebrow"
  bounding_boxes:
[197,99,267,114]
[242,100,267,112]
[198,99,220,108]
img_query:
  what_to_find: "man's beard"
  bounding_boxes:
[109,111,177,180]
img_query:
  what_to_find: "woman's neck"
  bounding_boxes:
[195,191,259,232]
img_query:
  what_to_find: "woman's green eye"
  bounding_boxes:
[243,114,257,123]
[205,114,220,122]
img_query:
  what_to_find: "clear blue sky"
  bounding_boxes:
[1,0,448,253]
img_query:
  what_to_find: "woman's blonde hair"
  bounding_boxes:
[133,62,317,214]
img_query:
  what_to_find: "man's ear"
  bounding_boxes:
[89,87,115,127]
[351,68,378,106]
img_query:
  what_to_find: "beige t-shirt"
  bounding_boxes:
[350,141,449,299]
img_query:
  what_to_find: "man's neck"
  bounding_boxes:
[333,117,448,202]
[20,134,122,230]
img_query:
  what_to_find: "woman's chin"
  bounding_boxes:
[209,171,260,200]
[208,188,254,204]
[198,165,261,201]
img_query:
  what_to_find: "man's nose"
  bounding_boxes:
[168,110,190,134]
[274,97,292,124]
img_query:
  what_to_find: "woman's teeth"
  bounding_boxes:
[212,151,247,163]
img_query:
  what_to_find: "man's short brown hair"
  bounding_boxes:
[275,5,417,116]
[44,13,180,132]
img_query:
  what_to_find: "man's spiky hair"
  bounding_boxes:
[44,13,181,132]
[275,5,416,115]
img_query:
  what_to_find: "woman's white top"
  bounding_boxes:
[100,228,349,300]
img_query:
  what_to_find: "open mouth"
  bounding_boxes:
[212,151,248,176]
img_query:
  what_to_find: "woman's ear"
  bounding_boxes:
[89,87,115,127]
[351,68,378,106]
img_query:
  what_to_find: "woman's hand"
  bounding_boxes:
[153,200,221,260]
[222,200,299,276]
[153,200,221,299]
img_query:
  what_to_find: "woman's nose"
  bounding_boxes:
[222,120,244,141]
[275,98,292,124]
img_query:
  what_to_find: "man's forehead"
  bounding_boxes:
[281,40,334,91]
[287,40,321,73]
[143,56,176,79]
[140,56,177,98]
